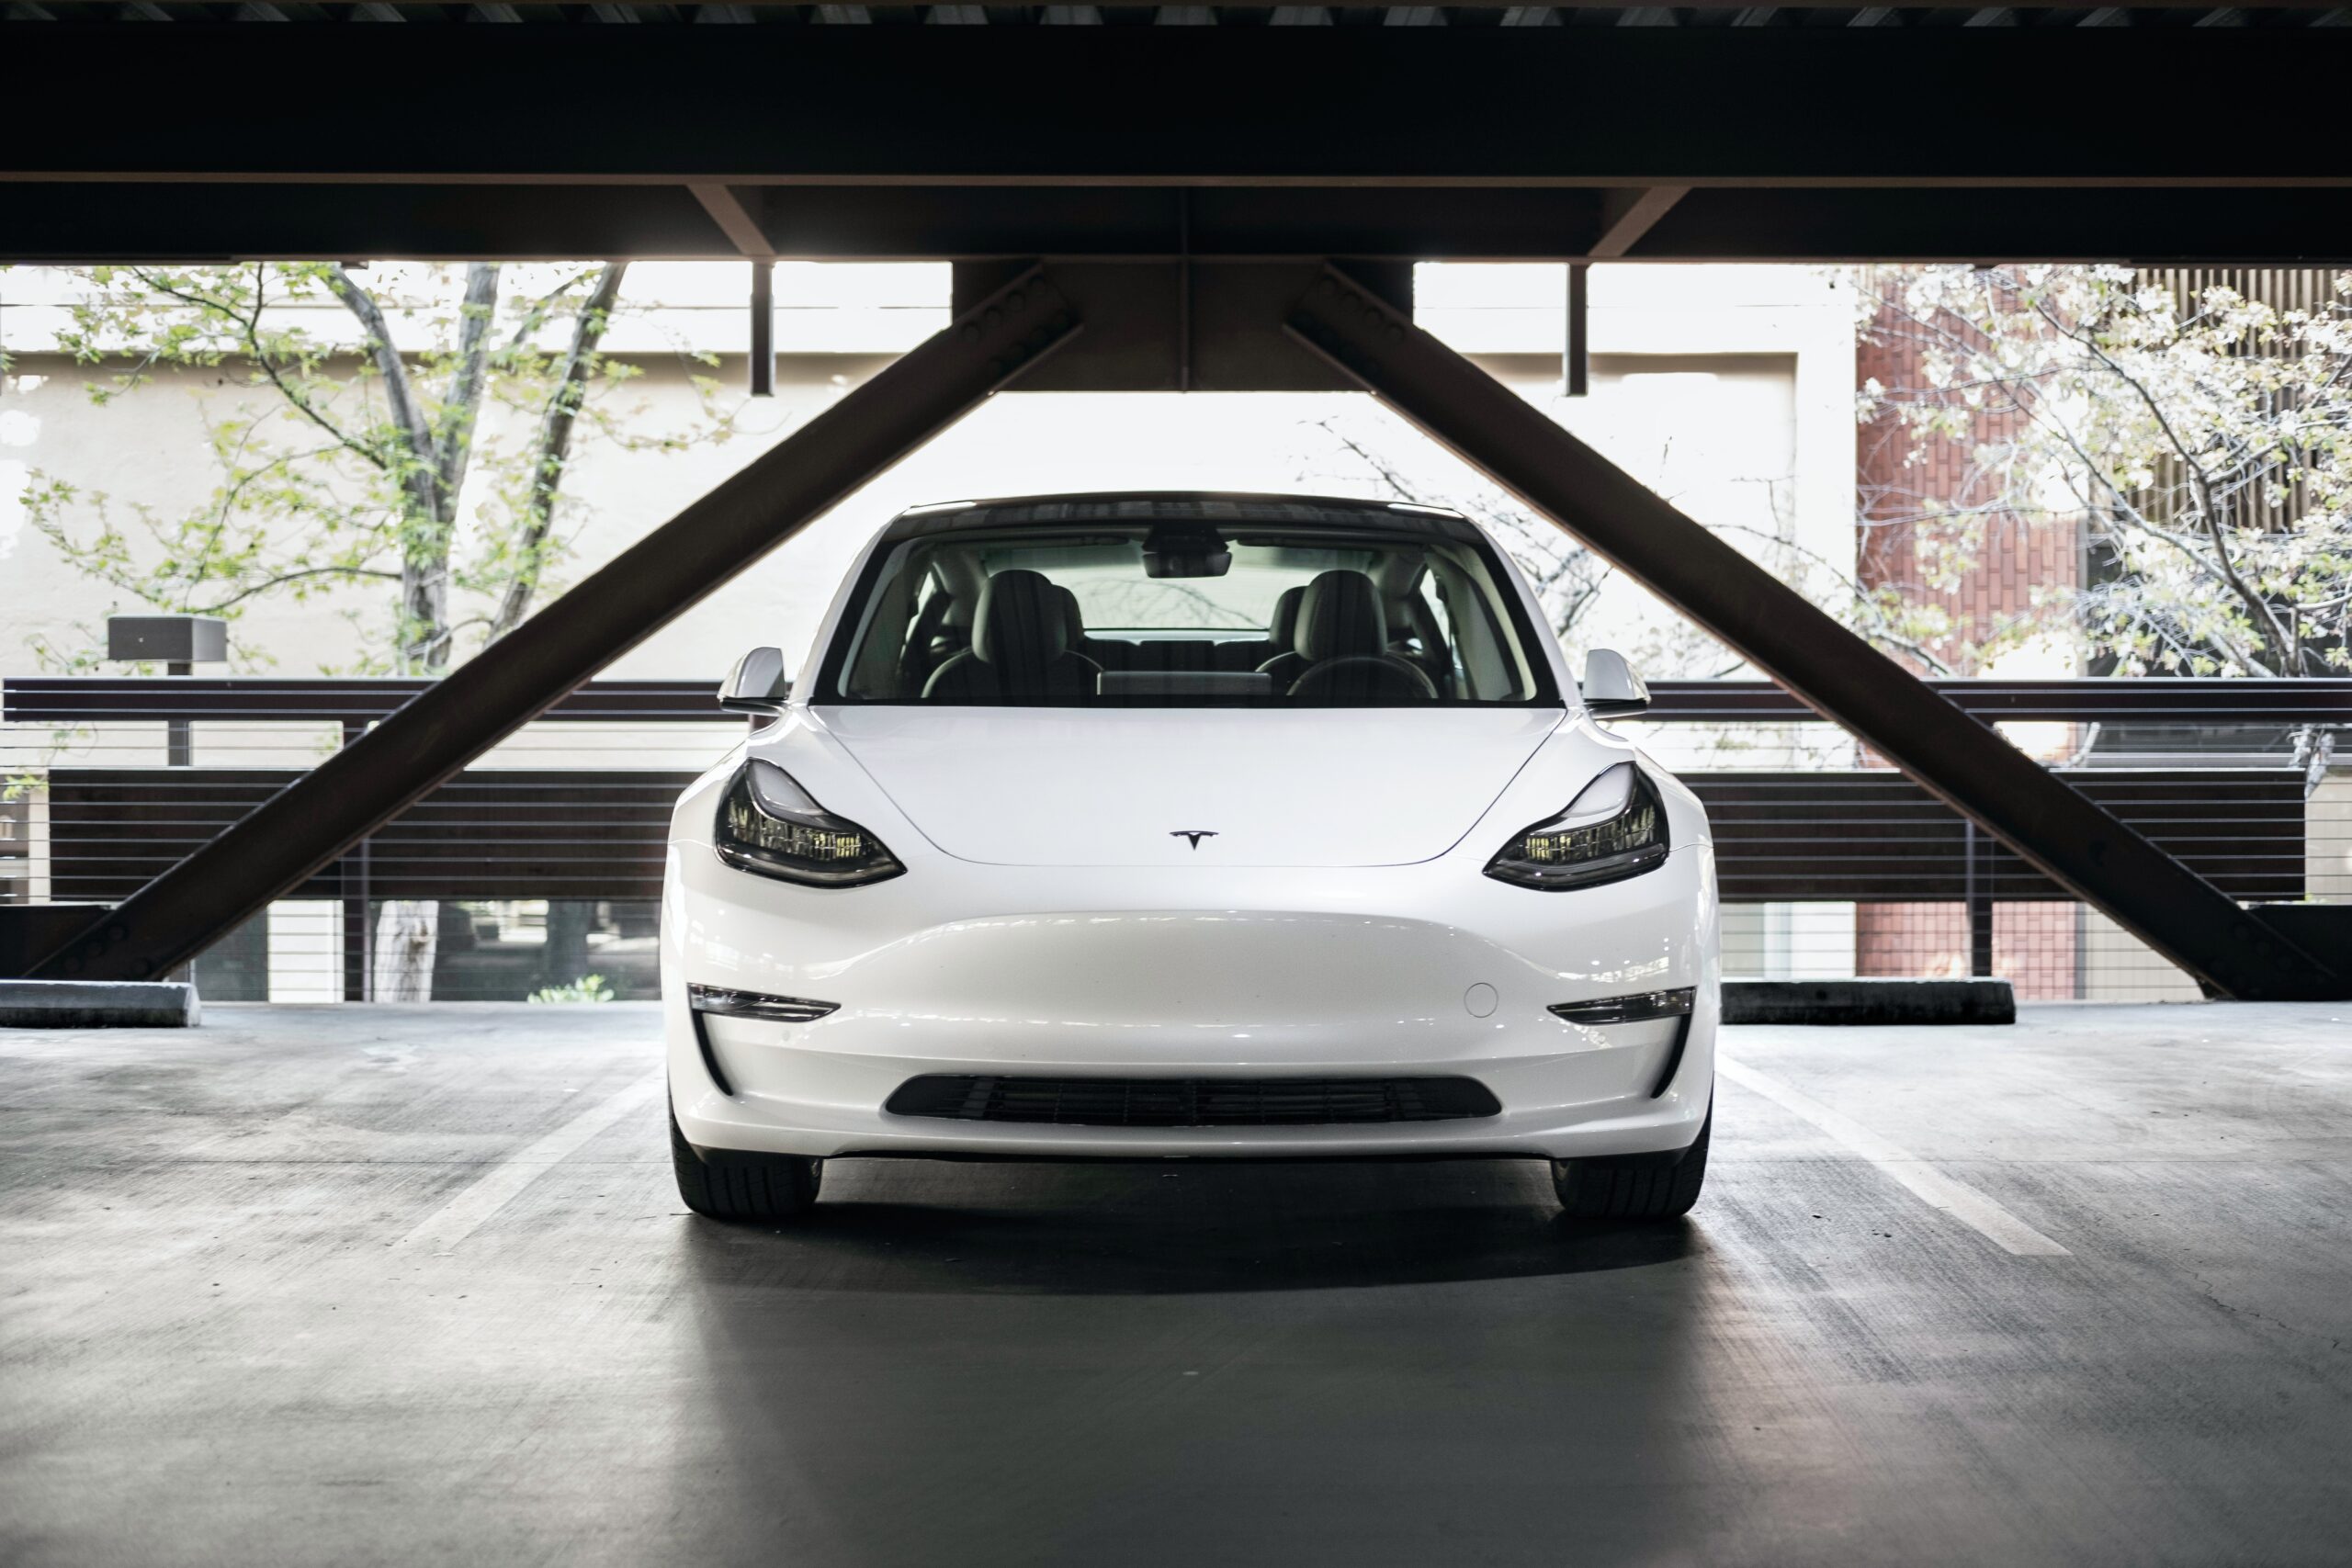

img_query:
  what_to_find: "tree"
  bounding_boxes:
[21,262,726,995]
[20,262,700,671]
[1856,266,2352,682]
[1304,415,1612,646]
[1301,410,1854,688]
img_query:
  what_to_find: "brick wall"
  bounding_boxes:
[1853,276,2082,675]
[1853,273,2080,989]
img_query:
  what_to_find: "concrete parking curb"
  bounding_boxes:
[0,980,200,1029]
[1724,977,2015,1026]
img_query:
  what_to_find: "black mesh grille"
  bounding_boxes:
[884,1075,1501,1128]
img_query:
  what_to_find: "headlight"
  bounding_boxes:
[1484,761,1669,891]
[713,759,904,887]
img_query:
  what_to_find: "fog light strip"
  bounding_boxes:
[1547,987,1695,1027]
[687,984,839,1023]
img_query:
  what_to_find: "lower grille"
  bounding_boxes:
[883,1075,1501,1128]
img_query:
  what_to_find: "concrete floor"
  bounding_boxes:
[2,1003,2347,1568]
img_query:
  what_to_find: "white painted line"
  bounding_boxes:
[392,1072,662,1255]
[1717,1056,2070,1258]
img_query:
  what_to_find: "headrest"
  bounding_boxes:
[1266,585,1306,649]
[1052,584,1086,645]
[974,569,1072,666]
[1295,570,1387,662]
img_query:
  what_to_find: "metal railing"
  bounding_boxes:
[3,678,739,1001]
[1628,678,2350,1001]
[5,675,2346,1004]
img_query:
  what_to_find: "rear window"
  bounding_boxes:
[817,522,1557,708]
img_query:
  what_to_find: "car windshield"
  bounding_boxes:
[819,519,1556,707]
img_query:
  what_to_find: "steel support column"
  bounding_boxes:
[32,269,1079,984]
[1286,265,2339,999]
[749,260,775,398]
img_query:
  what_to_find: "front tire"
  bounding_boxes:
[671,1106,820,1223]
[1551,1106,1709,1222]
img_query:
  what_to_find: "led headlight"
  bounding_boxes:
[1484,761,1669,891]
[714,759,904,888]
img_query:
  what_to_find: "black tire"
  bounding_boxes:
[671,1107,821,1223]
[1551,1107,1709,1222]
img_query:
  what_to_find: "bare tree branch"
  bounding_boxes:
[432,263,503,502]
[490,261,627,638]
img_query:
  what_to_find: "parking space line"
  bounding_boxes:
[1717,1056,2071,1258]
[391,1071,663,1255]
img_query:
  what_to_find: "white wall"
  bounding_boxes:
[4,262,1856,692]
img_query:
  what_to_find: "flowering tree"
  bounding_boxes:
[1303,415,1612,648]
[19,262,724,674]
[19,262,728,996]
[1857,266,2352,680]
[1301,412,1841,690]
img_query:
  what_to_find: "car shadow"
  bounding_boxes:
[660,1156,1717,1565]
[679,1155,1694,1295]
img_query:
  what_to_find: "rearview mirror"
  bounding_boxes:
[719,647,792,716]
[1579,648,1649,718]
[1142,526,1233,580]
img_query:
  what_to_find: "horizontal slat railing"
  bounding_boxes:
[36,765,2303,908]
[4,675,2342,1003]
[1,677,717,727]
[1641,678,2352,724]
[13,671,2327,908]
[46,770,697,903]
[1697,770,2303,903]
[9,676,2350,728]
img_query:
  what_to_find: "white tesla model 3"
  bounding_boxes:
[662,492,1717,1224]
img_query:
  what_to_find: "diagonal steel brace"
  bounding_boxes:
[1286,264,2339,1000]
[34,269,1080,984]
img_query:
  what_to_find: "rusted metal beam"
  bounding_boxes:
[31,267,1079,984]
[1285,263,2342,999]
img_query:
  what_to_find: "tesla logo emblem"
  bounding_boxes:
[1170,830,1219,851]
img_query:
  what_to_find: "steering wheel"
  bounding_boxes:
[1286,654,1439,702]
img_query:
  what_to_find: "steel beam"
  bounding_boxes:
[1285,264,2342,999]
[689,183,773,259]
[9,28,2352,187]
[30,268,1079,984]
[1589,187,1690,260]
[1566,265,1590,398]
[749,260,775,399]
[11,182,2352,267]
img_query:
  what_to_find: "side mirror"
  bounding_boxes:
[1579,648,1649,718]
[719,647,793,716]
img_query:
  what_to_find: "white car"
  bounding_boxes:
[662,492,1717,1224]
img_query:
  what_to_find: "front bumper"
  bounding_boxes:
[663,840,1717,1162]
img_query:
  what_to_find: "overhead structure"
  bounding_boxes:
[6,3,2348,998]
[23,255,2346,997]
[5,9,2351,265]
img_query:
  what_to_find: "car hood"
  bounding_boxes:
[814,706,1567,868]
